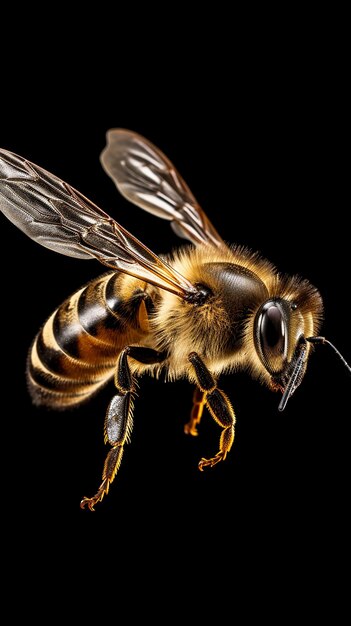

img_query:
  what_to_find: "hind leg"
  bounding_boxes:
[80,346,166,511]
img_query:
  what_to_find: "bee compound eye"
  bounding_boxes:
[258,302,287,366]
[261,306,284,349]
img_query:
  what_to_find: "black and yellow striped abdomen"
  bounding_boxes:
[27,272,149,408]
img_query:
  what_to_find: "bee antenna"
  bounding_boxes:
[306,336,351,375]
[278,341,308,412]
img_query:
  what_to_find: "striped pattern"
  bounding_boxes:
[26,272,148,408]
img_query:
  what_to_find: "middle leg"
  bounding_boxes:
[184,387,207,436]
[188,352,236,470]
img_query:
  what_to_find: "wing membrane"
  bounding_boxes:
[100,129,224,247]
[0,149,199,299]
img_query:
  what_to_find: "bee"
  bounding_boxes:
[0,130,350,510]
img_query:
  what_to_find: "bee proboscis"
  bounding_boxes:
[0,130,349,510]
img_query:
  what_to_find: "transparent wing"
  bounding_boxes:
[0,149,199,300]
[100,129,225,247]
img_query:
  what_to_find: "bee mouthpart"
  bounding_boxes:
[278,339,308,412]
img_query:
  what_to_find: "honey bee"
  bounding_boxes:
[0,130,350,510]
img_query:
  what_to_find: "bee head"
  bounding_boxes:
[254,277,324,405]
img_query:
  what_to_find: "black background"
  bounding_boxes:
[1,43,349,566]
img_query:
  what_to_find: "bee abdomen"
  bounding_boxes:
[26,272,148,408]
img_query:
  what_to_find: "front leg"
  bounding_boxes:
[188,352,236,471]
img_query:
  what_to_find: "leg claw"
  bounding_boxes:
[198,452,226,471]
[80,496,98,511]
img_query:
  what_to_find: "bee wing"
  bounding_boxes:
[0,149,199,300]
[100,129,225,248]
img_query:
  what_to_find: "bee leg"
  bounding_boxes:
[184,388,206,436]
[188,352,236,471]
[80,391,133,511]
[80,346,166,511]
